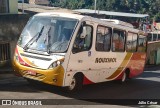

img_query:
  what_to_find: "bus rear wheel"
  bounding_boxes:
[121,72,127,82]
[67,74,83,91]
[121,70,130,83]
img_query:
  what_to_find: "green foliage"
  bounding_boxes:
[50,0,160,20]
[154,12,160,22]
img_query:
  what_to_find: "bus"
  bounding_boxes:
[148,31,160,43]
[147,31,160,65]
[12,12,147,91]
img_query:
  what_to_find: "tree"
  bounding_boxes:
[50,0,160,21]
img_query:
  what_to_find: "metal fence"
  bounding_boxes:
[0,42,10,66]
[0,0,8,13]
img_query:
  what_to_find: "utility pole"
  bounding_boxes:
[22,0,24,14]
[94,0,97,13]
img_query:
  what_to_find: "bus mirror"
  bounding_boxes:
[79,21,86,35]
[80,26,87,39]
[81,21,86,26]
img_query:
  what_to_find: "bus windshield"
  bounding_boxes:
[18,16,78,53]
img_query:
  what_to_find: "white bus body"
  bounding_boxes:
[13,12,147,91]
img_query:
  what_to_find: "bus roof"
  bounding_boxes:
[100,19,134,28]
[34,12,85,20]
[74,9,149,18]
[148,31,160,34]
[34,12,144,34]
[88,16,141,33]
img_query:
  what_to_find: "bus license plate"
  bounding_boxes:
[26,70,37,76]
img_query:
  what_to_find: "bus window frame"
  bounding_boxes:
[153,33,158,41]
[126,31,138,52]
[112,28,126,52]
[148,33,152,42]
[72,24,94,54]
[96,25,112,52]
[137,34,147,52]
[158,34,160,40]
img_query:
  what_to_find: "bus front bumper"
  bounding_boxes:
[12,59,64,87]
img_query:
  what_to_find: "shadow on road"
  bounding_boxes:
[30,78,160,99]
[145,65,160,71]
[0,70,160,106]
[0,74,42,93]
[1,73,159,98]
[140,71,160,78]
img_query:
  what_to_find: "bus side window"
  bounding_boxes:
[153,34,157,41]
[72,25,93,53]
[96,26,111,51]
[148,33,152,42]
[137,35,147,52]
[112,29,125,52]
[126,32,138,52]
[158,34,160,40]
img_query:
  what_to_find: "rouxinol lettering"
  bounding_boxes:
[95,58,117,63]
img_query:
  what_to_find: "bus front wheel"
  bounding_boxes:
[67,74,83,91]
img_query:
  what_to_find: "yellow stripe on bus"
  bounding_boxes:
[106,53,132,80]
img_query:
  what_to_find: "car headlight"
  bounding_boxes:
[49,60,64,69]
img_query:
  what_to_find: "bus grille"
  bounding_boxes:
[0,42,10,65]
[23,71,46,80]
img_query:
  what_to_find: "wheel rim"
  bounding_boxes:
[69,77,76,90]
[122,72,126,82]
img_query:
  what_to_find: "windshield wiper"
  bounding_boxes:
[23,26,44,51]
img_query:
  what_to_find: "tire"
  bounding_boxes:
[67,74,83,92]
[121,72,127,82]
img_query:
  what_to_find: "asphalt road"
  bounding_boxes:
[0,67,160,108]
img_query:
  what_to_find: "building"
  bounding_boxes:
[29,0,50,5]
[0,0,18,14]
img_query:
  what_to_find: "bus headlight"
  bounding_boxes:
[14,52,31,67]
[49,60,63,69]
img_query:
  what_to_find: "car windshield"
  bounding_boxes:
[18,16,78,53]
